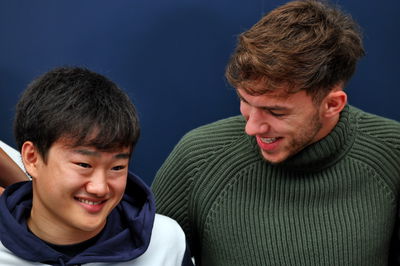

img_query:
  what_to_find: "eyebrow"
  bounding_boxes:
[115,153,131,159]
[261,105,289,111]
[73,149,130,159]
[236,91,289,111]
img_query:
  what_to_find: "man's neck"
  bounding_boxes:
[313,113,341,144]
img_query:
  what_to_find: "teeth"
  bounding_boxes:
[78,198,102,205]
[260,137,278,144]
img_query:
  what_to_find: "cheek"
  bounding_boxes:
[57,168,84,186]
[110,177,127,197]
[269,118,298,134]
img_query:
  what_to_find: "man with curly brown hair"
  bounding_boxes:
[152,1,400,265]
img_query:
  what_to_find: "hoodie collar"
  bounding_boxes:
[0,172,155,265]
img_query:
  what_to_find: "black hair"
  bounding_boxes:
[14,66,140,162]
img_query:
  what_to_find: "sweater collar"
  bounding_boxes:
[249,105,356,172]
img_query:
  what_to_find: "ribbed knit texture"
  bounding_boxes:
[152,105,400,266]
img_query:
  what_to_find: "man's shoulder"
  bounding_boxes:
[169,115,248,162]
[191,115,246,131]
[180,115,246,145]
[350,105,399,127]
[350,106,400,149]
[0,241,40,265]
[152,213,186,238]
[130,214,189,265]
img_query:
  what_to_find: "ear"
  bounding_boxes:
[21,141,42,180]
[320,85,347,118]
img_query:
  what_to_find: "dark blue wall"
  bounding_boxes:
[1,0,399,185]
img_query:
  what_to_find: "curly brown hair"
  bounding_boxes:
[225,0,365,101]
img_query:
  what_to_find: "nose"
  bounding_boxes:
[244,108,270,136]
[86,171,110,197]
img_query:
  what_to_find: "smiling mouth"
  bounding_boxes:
[76,198,104,205]
[260,137,280,143]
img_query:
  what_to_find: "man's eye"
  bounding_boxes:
[262,108,285,117]
[112,165,126,171]
[270,111,285,117]
[77,163,91,168]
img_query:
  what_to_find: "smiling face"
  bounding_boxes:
[23,138,131,245]
[238,82,335,164]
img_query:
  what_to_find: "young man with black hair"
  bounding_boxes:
[0,67,193,265]
[152,1,400,265]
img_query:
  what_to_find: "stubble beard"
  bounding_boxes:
[260,110,323,165]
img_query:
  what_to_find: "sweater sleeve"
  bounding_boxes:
[152,117,245,256]
[352,109,400,264]
[152,116,247,261]
[151,130,205,257]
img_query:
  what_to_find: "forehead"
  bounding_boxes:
[50,137,131,155]
[237,86,313,106]
[237,88,288,100]
[238,78,298,96]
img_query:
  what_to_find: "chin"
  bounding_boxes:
[78,221,106,232]
[78,215,107,231]
[261,151,290,164]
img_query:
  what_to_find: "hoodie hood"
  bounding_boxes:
[0,172,155,265]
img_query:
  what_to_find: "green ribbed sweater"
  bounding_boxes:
[152,105,400,266]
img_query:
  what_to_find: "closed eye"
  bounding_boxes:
[260,107,286,117]
[269,111,285,117]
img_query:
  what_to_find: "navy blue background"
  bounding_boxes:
[1,1,399,185]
